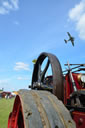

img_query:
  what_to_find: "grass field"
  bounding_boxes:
[0,98,15,128]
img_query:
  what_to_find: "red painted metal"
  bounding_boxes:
[8,95,25,128]
[73,111,85,128]
[64,73,85,104]
[64,73,85,128]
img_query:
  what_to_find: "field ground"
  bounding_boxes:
[0,98,15,128]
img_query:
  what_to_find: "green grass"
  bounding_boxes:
[0,98,15,128]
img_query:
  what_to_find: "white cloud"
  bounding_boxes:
[14,62,30,71]
[68,0,85,40]
[0,0,19,15]
[3,1,12,9]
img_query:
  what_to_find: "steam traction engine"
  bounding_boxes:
[8,52,85,128]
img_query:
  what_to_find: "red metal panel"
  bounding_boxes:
[73,111,85,128]
[8,95,25,128]
[65,73,85,99]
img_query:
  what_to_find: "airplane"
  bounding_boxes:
[64,32,75,46]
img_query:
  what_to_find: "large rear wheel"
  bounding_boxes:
[8,90,76,128]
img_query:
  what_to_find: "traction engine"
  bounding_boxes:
[8,52,85,128]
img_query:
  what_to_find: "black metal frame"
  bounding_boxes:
[66,105,85,112]
[63,64,85,74]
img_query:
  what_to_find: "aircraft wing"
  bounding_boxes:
[67,32,71,38]
[71,40,74,46]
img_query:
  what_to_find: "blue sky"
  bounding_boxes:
[0,0,85,91]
